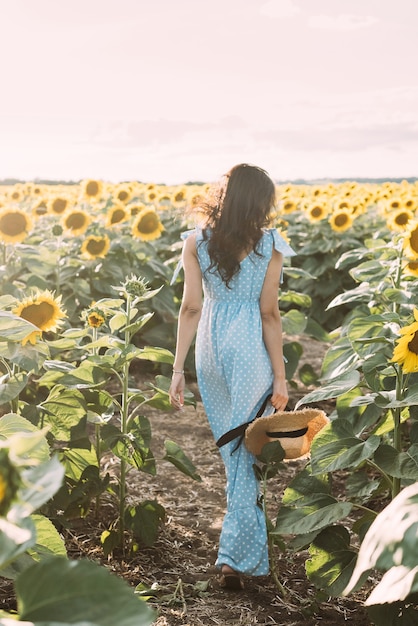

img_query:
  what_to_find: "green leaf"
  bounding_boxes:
[0,517,35,572]
[0,311,39,341]
[299,363,320,386]
[30,514,67,560]
[375,384,418,408]
[306,525,358,596]
[327,283,372,308]
[281,309,307,335]
[136,346,174,364]
[295,370,361,408]
[344,483,418,601]
[163,440,201,481]
[15,556,155,625]
[123,311,154,335]
[59,448,98,481]
[125,501,166,547]
[366,566,418,606]
[310,420,380,474]
[15,456,65,516]
[283,340,303,380]
[275,493,353,534]
[40,388,87,441]
[374,444,418,480]
[59,361,109,389]
[0,372,28,403]
[304,318,330,342]
[0,414,50,463]
[321,338,360,380]
[280,290,312,308]
[367,600,418,625]
[256,440,285,465]
[109,311,128,333]
[281,467,330,506]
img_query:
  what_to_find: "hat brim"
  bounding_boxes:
[245,407,329,459]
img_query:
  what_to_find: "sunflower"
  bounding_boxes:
[132,208,164,241]
[32,200,48,217]
[387,208,413,232]
[81,234,111,259]
[329,210,353,233]
[114,184,132,204]
[146,189,159,203]
[387,197,403,211]
[172,186,187,204]
[0,208,32,243]
[280,198,298,214]
[404,260,418,278]
[13,289,66,345]
[403,222,418,260]
[81,303,107,329]
[128,202,145,217]
[306,203,328,222]
[81,179,104,201]
[62,209,91,236]
[8,185,24,203]
[48,195,71,215]
[391,308,418,373]
[106,204,129,227]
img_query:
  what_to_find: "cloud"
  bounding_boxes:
[253,121,418,152]
[87,116,247,148]
[308,14,379,31]
[259,0,301,19]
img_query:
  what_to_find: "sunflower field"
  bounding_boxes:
[1,176,418,625]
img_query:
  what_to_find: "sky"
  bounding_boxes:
[1,0,417,184]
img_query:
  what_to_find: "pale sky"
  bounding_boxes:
[1,0,417,184]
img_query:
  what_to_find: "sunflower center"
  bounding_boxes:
[88,313,105,328]
[0,212,27,236]
[66,213,87,229]
[117,191,129,202]
[86,181,99,196]
[311,206,323,218]
[137,213,159,234]
[86,238,107,255]
[335,213,348,227]
[110,209,126,224]
[395,212,409,226]
[52,198,68,214]
[409,226,418,254]
[19,302,55,329]
[408,331,418,356]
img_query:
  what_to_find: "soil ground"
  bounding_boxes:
[1,336,373,625]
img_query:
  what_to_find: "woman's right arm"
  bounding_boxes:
[169,233,203,409]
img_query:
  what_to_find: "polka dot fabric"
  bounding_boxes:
[192,227,296,576]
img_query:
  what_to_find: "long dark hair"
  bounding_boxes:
[201,163,276,287]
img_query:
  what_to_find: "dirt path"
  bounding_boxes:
[1,336,372,625]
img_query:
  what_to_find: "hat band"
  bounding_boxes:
[266,426,308,439]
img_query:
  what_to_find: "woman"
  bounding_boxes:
[169,163,296,589]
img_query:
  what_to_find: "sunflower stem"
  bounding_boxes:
[118,293,132,551]
[392,243,403,315]
[261,469,286,596]
[392,366,404,499]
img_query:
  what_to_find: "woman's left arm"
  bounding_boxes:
[169,233,203,409]
[259,249,288,411]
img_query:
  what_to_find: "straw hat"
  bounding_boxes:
[245,407,329,459]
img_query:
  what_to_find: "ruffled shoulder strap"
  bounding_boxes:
[269,228,297,257]
[170,228,198,285]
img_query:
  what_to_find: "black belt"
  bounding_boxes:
[216,393,273,450]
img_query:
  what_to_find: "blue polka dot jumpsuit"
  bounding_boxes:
[191,227,296,576]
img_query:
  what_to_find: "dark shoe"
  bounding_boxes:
[218,567,244,590]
